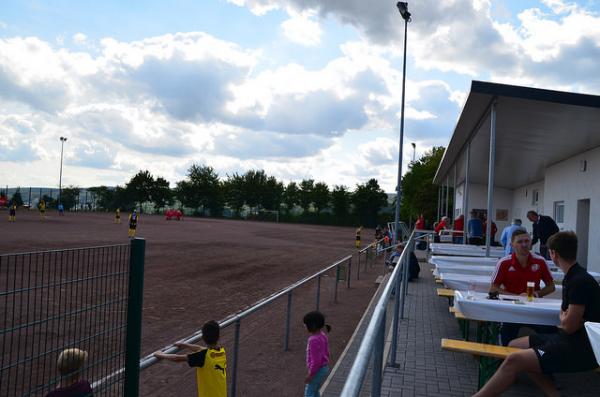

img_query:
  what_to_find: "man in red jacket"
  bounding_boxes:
[453,214,464,244]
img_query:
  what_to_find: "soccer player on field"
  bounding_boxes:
[115,208,121,224]
[128,209,139,238]
[8,204,16,222]
[355,226,363,249]
[39,200,46,219]
[154,320,226,397]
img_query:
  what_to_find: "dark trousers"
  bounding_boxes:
[468,237,483,246]
[540,244,550,260]
[500,323,557,346]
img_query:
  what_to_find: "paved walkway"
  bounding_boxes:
[324,255,600,396]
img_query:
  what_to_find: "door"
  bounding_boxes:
[576,199,590,269]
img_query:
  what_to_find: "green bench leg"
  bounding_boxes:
[478,356,501,389]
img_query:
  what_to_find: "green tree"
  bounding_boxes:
[42,194,56,208]
[312,182,330,213]
[262,176,284,211]
[224,173,245,216]
[11,188,24,206]
[88,186,114,210]
[351,179,388,226]
[331,185,351,218]
[176,164,223,215]
[283,182,299,213]
[61,186,80,210]
[152,177,173,212]
[299,179,315,212]
[400,146,445,224]
[126,170,155,210]
[243,170,268,209]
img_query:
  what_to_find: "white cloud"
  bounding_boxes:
[281,10,322,46]
[0,21,7,29]
[72,32,87,45]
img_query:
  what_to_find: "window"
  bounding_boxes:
[531,189,539,206]
[554,201,565,224]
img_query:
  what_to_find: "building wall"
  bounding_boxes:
[510,181,545,253]
[544,146,600,272]
[454,182,512,236]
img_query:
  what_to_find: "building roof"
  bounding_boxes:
[434,81,600,189]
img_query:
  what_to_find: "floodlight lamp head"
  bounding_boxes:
[60,136,67,142]
[396,2,411,21]
[411,142,416,148]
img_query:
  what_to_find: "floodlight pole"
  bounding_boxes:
[393,3,410,245]
[59,136,67,206]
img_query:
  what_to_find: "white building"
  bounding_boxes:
[434,81,600,271]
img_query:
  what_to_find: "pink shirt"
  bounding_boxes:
[306,331,330,376]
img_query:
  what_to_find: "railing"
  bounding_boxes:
[340,230,416,397]
[95,244,381,397]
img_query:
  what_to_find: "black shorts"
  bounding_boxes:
[530,331,598,374]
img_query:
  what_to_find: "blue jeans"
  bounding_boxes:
[304,365,329,397]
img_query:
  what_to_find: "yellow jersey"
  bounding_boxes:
[188,347,227,397]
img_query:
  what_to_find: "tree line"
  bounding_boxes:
[86,165,391,227]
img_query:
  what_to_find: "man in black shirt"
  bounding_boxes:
[474,231,600,397]
[527,211,560,259]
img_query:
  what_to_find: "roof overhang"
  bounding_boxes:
[434,81,600,189]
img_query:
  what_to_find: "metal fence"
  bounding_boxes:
[98,243,379,397]
[0,239,146,397]
[340,230,416,397]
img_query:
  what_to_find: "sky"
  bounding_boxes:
[2,0,600,192]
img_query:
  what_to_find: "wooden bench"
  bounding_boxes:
[441,338,600,389]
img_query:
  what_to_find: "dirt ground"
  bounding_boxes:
[1,209,384,396]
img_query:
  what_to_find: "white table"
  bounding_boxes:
[429,243,505,258]
[430,255,555,268]
[438,273,562,298]
[584,322,600,366]
[454,290,561,326]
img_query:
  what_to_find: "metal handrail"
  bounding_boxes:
[340,230,415,396]
[93,252,358,395]
[138,253,352,369]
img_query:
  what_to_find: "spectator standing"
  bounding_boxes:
[500,219,526,257]
[415,214,425,231]
[527,211,560,259]
[154,320,226,397]
[303,311,330,397]
[483,213,498,245]
[453,214,464,244]
[467,211,484,245]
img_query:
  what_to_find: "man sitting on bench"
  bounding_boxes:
[489,229,556,345]
[474,231,600,397]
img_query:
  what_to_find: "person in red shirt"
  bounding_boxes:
[490,229,556,345]
[415,214,425,231]
[452,214,464,244]
[483,213,498,245]
[433,216,448,243]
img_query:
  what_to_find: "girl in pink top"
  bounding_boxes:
[303,311,330,397]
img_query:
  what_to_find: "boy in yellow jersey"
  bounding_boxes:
[115,208,121,224]
[355,226,363,249]
[128,210,138,238]
[39,200,46,219]
[154,320,226,397]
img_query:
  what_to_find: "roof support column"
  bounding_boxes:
[453,164,457,219]
[437,186,441,222]
[485,101,497,257]
[445,176,450,217]
[463,142,470,245]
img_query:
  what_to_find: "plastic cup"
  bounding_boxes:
[467,280,476,300]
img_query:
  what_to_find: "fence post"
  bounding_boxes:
[371,311,386,397]
[124,238,146,397]
[334,265,339,303]
[346,258,352,288]
[316,275,321,310]
[356,253,360,281]
[284,292,292,351]
[231,319,241,397]
[358,251,361,274]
